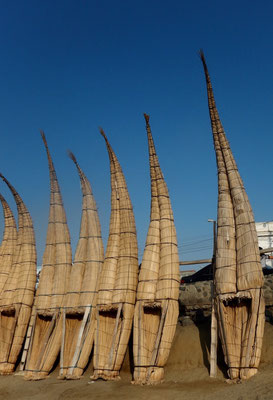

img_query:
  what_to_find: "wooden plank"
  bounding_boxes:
[19,310,37,371]
[59,309,66,376]
[210,299,218,377]
[260,247,273,255]
[179,259,212,266]
[146,302,168,381]
[67,305,91,375]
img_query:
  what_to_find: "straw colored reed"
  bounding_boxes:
[200,51,265,380]
[132,114,180,385]
[0,175,37,375]
[24,131,72,380]
[92,129,138,381]
[59,151,104,379]
[0,194,17,296]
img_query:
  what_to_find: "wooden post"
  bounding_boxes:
[209,220,218,378]
[19,310,37,372]
[146,302,168,382]
[67,305,91,375]
[210,298,218,377]
[59,310,66,376]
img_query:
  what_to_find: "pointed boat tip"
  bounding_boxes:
[67,150,78,165]
[40,129,45,139]
[99,127,112,147]
[199,49,207,67]
[143,113,150,124]
[199,48,205,59]
[0,192,8,208]
[99,127,107,141]
[0,173,8,184]
[0,174,14,192]
[40,130,48,147]
[199,49,210,76]
[99,127,115,163]
[144,113,150,121]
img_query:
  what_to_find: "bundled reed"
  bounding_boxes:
[59,151,104,379]
[0,194,17,296]
[91,129,138,381]
[132,114,180,385]
[0,175,37,374]
[200,51,265,380]
[23,132,72,380]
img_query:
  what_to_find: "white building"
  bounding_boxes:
[256,222,273,268]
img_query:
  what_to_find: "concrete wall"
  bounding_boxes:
[179,274,273,317]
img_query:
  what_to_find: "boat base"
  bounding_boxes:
[228,367,258,381]
[91,369,121,381]
[24,371,49,381]
[132,366,164,385]
[0,362,14,375]
[58,368,83,380]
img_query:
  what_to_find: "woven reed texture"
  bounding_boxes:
[0,194,17,295]
[96,134,120,306]
[60,152,104,379]
[201,52,263,293]
[201,51,265,380]
[0,175,37,374]
[65,151,104,312]
[204,72,237,295]
[36,131,72,314]
[133,114,179,385]
[92,129,138,380]
[216,289,265,380]
[133,299,178,384]
[24,132,72,380]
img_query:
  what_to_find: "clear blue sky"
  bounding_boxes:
[0,0,273,267]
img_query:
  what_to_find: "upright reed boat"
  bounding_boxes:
[200,52,265,380]
[132,114,180,385]
[0,194,17,296]
[23,132,72,380]
[0,175,36,374]
[59,152,104,379]
[91,129,138,381]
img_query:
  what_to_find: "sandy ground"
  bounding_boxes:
[1,322,273,400]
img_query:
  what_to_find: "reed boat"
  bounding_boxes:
[59,151,104,379]
[0,175,37,375]
[91,129,138,381]
[200,52,265,380]
[132,114,180,385]
[0,194,17,296]
[23,132,72,380]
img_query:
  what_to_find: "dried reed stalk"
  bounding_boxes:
[200,51,265,380]
[132,114,179,385]
[0,175,36,374]
[0,194,17,295]
[24,131,72,380]
[91,128,138,381]
[59,151,104,379]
